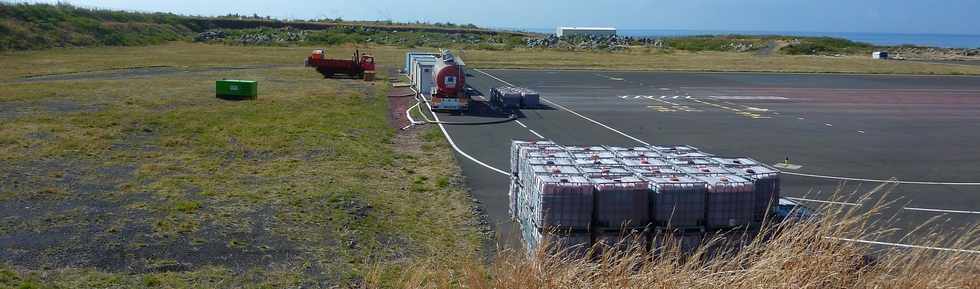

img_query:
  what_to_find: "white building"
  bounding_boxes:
[556,27,617,37]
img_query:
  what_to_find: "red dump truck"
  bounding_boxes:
[305,49,375,79]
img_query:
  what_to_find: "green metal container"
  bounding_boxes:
[216,80,258,99]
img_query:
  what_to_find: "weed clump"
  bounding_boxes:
[401,183,980,289]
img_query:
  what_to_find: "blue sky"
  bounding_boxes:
[23,0,980,35]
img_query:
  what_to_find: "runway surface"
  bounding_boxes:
[418,69,980,251]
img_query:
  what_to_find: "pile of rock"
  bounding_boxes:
[890,46,980,60]
[726,42,757,52]
[236,28,307,45]
[525,35,665,51]
[525,35,559,48]
[193,30,227,42]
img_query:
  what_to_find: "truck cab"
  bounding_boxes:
[359,54,376,71]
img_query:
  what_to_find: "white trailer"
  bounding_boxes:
[556,27,617,37]
[412,56,436,97]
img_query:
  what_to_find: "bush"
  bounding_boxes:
[0,3,509,51]
[663,35,767,52]
[782,37,874,55]
[0,2,193,50]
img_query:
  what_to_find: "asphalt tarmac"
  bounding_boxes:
[421,69,980,251]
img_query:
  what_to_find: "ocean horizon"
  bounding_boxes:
[513,28,980,49]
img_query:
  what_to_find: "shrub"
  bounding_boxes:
[782,37,874,55]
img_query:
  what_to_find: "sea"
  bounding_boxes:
[515,28,980,49]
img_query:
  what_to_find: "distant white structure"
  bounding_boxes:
[872,51,889,59]
[556,27,617,37]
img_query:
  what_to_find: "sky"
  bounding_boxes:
[21,0,980,35]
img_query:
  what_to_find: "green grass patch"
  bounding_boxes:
[664,35,768,52]
[0,3,524,52]
[782,37,874,55]
[0,44,483,288]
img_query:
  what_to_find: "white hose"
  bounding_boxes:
[405,84,516,127]
[409,87,437,124]
[416,99,438,123]
[403,101,423,130]
[401,87,429,130]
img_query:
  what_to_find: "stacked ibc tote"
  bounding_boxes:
[490,86,541,109]
[509,140,781,256]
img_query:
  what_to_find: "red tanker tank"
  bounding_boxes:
[429,50,469,111]
[435,62,464,96]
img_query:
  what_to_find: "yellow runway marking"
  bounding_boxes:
[692,99,771,119]
[647,105,677,112]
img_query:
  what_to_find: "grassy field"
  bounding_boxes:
[2,42,979,288]
[4,43,978,81]
[0,44,484,288]
[459,48,980,75]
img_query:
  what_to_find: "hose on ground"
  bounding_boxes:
[404,88,518,127]
[389,92,416,98]
[428,113,518,126]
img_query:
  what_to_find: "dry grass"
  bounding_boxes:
[2,43,977,288]
[4,43,980,82]
[0,44,483,288]
[401,183,980,289]
[458,48,980,75]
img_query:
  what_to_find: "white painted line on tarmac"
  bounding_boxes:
[826,237,980,254]
[858,130,866,134]
[708,96,789,100]
[478,68,980,186]
[515,118,546,141]
[476,69,980,188]
[474,68,651,146]
[528,129,545,139]
[903,207,980,215]
[422,98,510,177]
[798,117,806,120]
[594,73,624,81]
[781,171,980,186]
[773,163,803,170]
[472,68,980,253]
[825,123,834,127]
[786,197,860,206]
